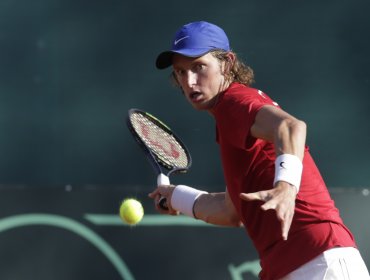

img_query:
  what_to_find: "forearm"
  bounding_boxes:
[167,185,241,227]
[193,192,241,227]
[274,117,306,160]
[251,105,306,193]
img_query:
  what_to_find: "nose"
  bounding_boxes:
[185,71,197,89]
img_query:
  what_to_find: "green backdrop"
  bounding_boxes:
[0,1,369,279]
[0,0,369,188]
[0,186,368,280]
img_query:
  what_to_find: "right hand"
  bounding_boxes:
[148,185,179,215]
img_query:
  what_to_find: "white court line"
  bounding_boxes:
[84,214,217,227]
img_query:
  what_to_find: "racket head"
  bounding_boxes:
[126,108,192,176]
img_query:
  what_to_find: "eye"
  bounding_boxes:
[194,64,205,72]
[174,69,185,77]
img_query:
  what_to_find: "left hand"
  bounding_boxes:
[239,181,297,240]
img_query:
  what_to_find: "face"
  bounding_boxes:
[172,52,231,111]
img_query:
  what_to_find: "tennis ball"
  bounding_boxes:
[119,198,144,225]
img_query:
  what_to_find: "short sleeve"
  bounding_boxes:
[213,84,278,149]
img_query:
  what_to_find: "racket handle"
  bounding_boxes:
[157,173,170,185]
[157,174,170,210]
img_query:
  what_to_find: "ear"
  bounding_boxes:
[224,52,236,72]
[226,52,236,63]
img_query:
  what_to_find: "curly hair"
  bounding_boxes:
[211,50,255,87]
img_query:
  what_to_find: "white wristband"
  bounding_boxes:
[274,154,303,192]
[171,185,207,218]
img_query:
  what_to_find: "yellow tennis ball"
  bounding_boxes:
[119,198,144,225]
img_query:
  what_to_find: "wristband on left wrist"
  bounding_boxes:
[274,154,303,193]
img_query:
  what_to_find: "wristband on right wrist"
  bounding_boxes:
[171,185,207,218]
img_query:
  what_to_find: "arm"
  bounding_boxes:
[194,189,241,227]
[149,186,241,227]
[250,105,306,160]
[240,105,307,240]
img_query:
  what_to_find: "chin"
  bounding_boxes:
[191,102,212,111]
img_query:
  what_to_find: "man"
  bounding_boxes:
[149,21,369,279]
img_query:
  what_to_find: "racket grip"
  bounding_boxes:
[159,197,168,210]
[157,174,170,210]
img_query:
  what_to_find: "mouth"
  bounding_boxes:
[189,91,202,102]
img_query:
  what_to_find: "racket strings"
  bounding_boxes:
[131,113,189,169]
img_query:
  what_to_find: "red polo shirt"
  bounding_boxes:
[211,83,356,279]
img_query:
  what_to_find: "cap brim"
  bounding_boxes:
[155,51,174,69]
[155,48,213,69]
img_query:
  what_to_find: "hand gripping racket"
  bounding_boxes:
[126,108,192,209]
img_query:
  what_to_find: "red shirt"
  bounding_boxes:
[211,83,356,279]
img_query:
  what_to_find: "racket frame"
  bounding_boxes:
[126,108,192,185]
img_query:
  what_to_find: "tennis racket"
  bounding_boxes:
[126,108,192,209]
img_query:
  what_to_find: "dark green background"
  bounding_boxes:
[0,0,369,189]
[0,187,368,280]
[0,1,369,279]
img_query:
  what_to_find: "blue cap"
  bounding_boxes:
[156,21,230,69]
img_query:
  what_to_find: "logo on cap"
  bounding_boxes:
[174,36,189,45]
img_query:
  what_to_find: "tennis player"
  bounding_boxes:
[149,21,370,279]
